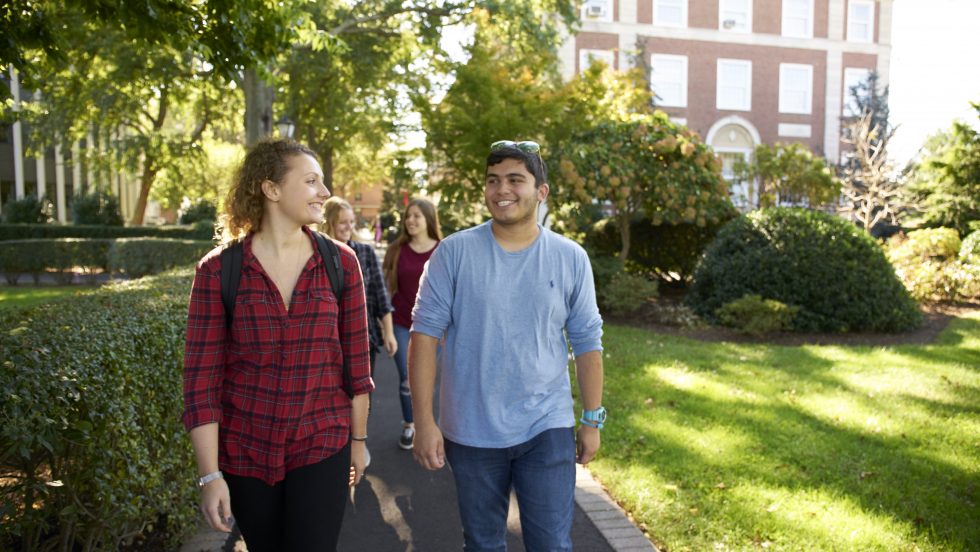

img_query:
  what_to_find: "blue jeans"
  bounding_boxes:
[445,427,576,552]
[392,324,413,423]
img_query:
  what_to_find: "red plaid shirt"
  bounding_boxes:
[182,227,373,485]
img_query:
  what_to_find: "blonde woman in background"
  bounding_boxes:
[323,197,397,429]
[381,198,441,450]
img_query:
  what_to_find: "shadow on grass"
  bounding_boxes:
[596,324,979,550]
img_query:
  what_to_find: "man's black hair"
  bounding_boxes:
[486,146,548,188]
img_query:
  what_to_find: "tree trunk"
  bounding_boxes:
[244,68,274,146]
[617,212,631,262]
[322,144,334,194]
[130,161,158,226]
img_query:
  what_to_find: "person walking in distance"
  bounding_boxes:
[182,139,373,551]
[323,198,398,417]
[381,198,442,450]
[409,141,605,551]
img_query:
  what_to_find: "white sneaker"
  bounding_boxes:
[399,425,415,450]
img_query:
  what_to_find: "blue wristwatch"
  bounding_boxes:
[580,406,607,429]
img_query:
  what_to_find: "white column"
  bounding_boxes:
[827,0,845,41]
[34,91,46,198]
[10,67,25,200]
[86,128,96,191]
[619,0,638,24]
[72,141,82,194]
[875,0,893,87]
[55,143,67,223]
[823,49,844,164]
[618,31,639,70]
[558,30,577,81]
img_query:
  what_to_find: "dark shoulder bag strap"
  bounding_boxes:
[314,232,353,398]
[219,240,244,330]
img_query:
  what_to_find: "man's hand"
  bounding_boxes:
[413,421,446,471]
[576,425,601,464]
[200,478,233,532]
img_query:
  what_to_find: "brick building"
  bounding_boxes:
[560,0,893,207]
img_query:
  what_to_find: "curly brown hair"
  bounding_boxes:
[219,138,318,242]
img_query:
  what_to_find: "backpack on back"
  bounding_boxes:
[219,232,353,397]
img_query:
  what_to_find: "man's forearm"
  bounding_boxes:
[574,350,604,411]
[409,332,440,426]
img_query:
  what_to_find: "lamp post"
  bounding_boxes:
[275,116,295,139]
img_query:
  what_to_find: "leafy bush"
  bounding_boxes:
[886,228,979,302]
[716,294,799,335]
[0,239,112,284]
[2,195,53,224]
[687,208,921,332]
[0,270,197,550]
[0,223,215,241]
[179,198,218,225]
[887,228,961,263]
[587,216,731,282]
[960,230,980,262]
[71,191,124,226]
[599,271,659,316]
[108,238,212,278]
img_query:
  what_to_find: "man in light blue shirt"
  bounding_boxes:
[409,140,605,551]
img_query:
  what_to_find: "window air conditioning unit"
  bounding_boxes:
[586,4,606,19]
[722,19,737,29]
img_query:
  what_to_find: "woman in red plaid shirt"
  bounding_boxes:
[182,139,374,551]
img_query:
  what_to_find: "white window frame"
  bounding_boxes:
[719,0,752,33]
[579,49,616,72]
[716,59,752,112]
[778,63,813,114]
[781,0,814,39]
[581,0,613,23]
[842,67,871,117]
[650,54,688,108]
[654,0,688,28]
[847,0,875,43]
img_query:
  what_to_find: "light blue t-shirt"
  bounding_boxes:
[411,221,603,448]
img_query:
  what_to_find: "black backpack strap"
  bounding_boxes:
[219,240,244,330]
[313,232,353,398]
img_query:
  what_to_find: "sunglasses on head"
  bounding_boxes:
[490,140,541,154]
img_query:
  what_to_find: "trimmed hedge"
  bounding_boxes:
[108,238,212,278]
[0,270,197,551]
[717,294,799,335]
[687,208,921,332]
[0,239,113,284]
[960,230,980,262]
[0,238,211,283]
[0,223,215,241]
[586,216,730,282]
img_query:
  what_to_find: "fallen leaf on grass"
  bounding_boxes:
[715,482,727,490]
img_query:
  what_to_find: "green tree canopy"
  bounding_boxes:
[735,142,839,209]
[903,102,980,235]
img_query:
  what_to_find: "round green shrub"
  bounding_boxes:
[960,230,980,263]
[687,208,921,332]
[71,191,123,226]
[716,294,799,335]
[179,198,218,225]
[887,227,961,264]
[1,195,53,224]
[599,271,659,316]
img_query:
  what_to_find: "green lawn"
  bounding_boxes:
[584,314,980,552]
[0,286,88,311]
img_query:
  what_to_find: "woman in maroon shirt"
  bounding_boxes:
[182,139,373,551]
[382,198,441,450]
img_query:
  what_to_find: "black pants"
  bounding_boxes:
[224,442,351,552]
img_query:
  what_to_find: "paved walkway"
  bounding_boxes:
[180,352,657,552]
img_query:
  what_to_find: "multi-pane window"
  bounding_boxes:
[579,49,616,72]
[650,54,688,107]
[779,63,813,114]
[717,59,752,111]
[782,0,813,38]
[719,0,752,33]
[848,0,875,42]
[654,0,687,27]
[581,0,613,22]
[842,68,871,117]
